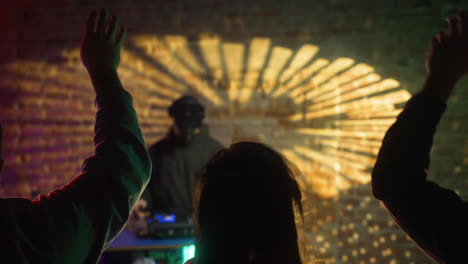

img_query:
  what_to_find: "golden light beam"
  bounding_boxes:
[294,64,376,104]
[223,43,245,102]
[293,145,368,172]
[1,70,91,100]
[292,147,370,186]
[146,97,173,108]
[0,108,93,122]
[272,59,329,97]
[262,46,293,94]
[317,138,382,156]
[280,149,338,198]
[339,125,391,133]
[288,58,355,98]
[198,36,224,81]
[240,38,271,104]
[294,128,385,140]
[118,66,183,100]
[333,166,371,184]
[306,79,400,111]
[279,44,319,83]
[163,35,205,74]
[323,147,375,168]
[306,73,382,104]
[289,90,411,121]
[281,149,338,198]
[347,109,403,119]
[333,118,396,127]
[121,49,184,91]
[132,36,225,106]
[60,47,187,101]
[18,124,93,135]
[143,110,170,119]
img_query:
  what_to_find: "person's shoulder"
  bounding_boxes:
[0,197,34,208]
[148,136,172,153]
[184,259,194,264]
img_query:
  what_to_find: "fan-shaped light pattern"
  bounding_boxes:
[1,34,423,263]
[0,35,411,201]
[241,38,271,104]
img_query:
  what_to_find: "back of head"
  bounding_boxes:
[194,141,303,264]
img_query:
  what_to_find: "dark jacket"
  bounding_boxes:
[146,125,223,216]
[0,79,151,263]
[372,93,468,264]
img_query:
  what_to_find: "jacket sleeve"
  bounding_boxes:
[1,73,151,263]
[372,93,468,263]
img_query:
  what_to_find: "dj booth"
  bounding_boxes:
[101,215,195,264]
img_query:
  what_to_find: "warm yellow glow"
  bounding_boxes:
[144,126,170,134]
[324,147,375,167]
[317,138,382,156]
[294,146,349,170]
[144,97,171,108]
[272,58,329,97]
[223,43,245,82]
[131,36,224,106]
[227,81,240,103]
[279,44,319,83]
[289,90,411,121]
[241,38,271,103]
[294,64,376,104]
[262,46,293,94]
[118,66,183,99]
[347,109,403,119]
[198,36,224,79]
[306,79,400,111]
[223,43,245,102]
[289,58,355,98]
[306,73,382,103]
[295,128,385,140]
[4,35,411,206]
[333,118,396,127]
[282,149,338,198]
[163,35,205,74]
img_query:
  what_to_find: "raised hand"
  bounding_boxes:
[423,11,468,101]
[80,9,126,79]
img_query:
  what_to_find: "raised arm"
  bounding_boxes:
[372,12,468,263]
[0,10,151,263]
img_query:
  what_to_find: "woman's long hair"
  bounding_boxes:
[193,141,304,264]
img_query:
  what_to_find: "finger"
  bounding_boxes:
[446,16,460,37]
[116,25,127,44]
[106,15,119,40]
[437,31,449,44]
[97,9,107,33]
[85,10,97,35]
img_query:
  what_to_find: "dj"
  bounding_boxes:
[141,95,223,224]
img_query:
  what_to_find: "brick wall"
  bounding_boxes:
[2,0,468,263]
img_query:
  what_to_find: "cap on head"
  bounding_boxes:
[168,95,205,129]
